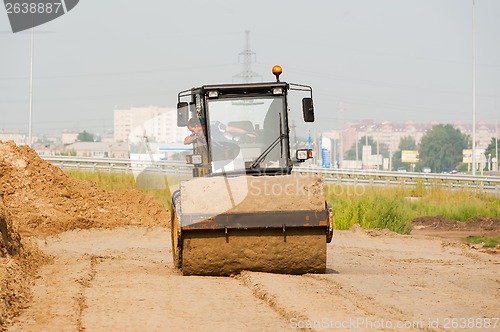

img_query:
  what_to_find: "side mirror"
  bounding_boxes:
[302,98,314,122]
[177,102,189,127]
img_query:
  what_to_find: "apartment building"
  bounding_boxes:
[114,106,188,143]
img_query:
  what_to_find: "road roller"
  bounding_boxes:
[171,65,333,275]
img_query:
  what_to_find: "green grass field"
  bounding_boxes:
[325,183,499,234]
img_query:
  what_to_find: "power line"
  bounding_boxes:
[0,63,237,81]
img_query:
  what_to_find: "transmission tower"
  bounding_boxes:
[233,30,262,83]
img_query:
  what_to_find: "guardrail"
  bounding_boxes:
[42,156,500,195]
[294,166,500,195]
[293,166,500,184]
[41,155,191,175]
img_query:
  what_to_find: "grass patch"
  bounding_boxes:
[464,236,500,248]
[325,184,499,234]
[65,170,137,191]
[326,186,413,234]
[409,185,500,222]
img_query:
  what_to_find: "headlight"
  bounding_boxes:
[272,87,283,95]
[192,154,203,164]
[207,90,219,98]
[296,149,312,161]
[186,154,203,165]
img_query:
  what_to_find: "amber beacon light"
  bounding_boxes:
[272,65,282,82]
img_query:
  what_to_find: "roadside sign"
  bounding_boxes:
[402,150,419,163]
[463,149,473,163]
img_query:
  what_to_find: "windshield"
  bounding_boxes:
[207,96,288,173]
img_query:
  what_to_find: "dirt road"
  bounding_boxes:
[8,226,499,332]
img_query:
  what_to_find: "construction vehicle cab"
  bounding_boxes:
[171,66,333,276]
[177,68,314,177]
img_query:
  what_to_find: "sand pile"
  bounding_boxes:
[0,195,48,327]
[180,174,325,215]
[0,195,21,257]
[0,141,168,237]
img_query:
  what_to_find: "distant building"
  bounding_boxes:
[325,120,430,161]
[114,106,188,143]
[453,121,496,150]
[61,131,79,145]
[0,130,26,146]
[370,120,428,153]
[64,142,129,158]
[33,143,60,156]
[477,122,494,150]
[99,134,115,143]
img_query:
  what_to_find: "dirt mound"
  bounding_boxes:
[1,195,48,328]
[412,216,500,233]
[348,223,402,238]
[0,196,21,258]
[411,216,499,254]
[348,224,370,237]
[0,141,168,237]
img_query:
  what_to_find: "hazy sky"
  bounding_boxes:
[1,0,499,136]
